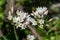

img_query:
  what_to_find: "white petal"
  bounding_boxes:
[44,10,48,15]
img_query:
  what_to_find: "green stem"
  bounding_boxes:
[2,35,8,40]
[48,28,53,33]
[14,26,19,40]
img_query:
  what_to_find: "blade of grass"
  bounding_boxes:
[14,26,19,40]
[2,35,8,40]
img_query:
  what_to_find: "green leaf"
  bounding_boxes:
[50,36,55,40]
[55,19,60,30]
[0,22,3,29]
[0,12,4,21]
[0,7,3,11]
[0,0,5,6]
[24,29,30,35]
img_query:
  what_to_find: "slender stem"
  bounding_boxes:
[28,25,42,40]
[0,30,8,40]
[2,35,8,40]
[14,26,19,40]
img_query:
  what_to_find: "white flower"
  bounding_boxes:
[44,10,48,15]
[46,24,50,27]
[21,12,28,19]
[32,7,48,18]
[38,19,44,25]
[12,10,29,29]
[16,10,21,16]
[48,18,53,22]
[13,16,20,23]
[27,16,37,25]
[16,10,28,22]
[16,23,26,29]
[7,7,49,30]
[39,24,43,29]
[36,7,43,14]
[34,11,38,15]
[7,11,13,20]
[42,7,47,12]
[12,16,28,29]
[27,34,35,40]
[24,21,30,25]
[19,12,28,22]
[21,24,27,29]
[36,7,47,14]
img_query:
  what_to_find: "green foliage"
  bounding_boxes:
[0,0,5,6]
[24,29,30,35]
[0,12,4,29]
[0,0,5,29]
[55,19,60,30]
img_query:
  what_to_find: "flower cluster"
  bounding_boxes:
[31,7,48,29]
[7,7,48,29]
[31,7,48,17]
[7,10,37,29]
[27,34,35,40]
